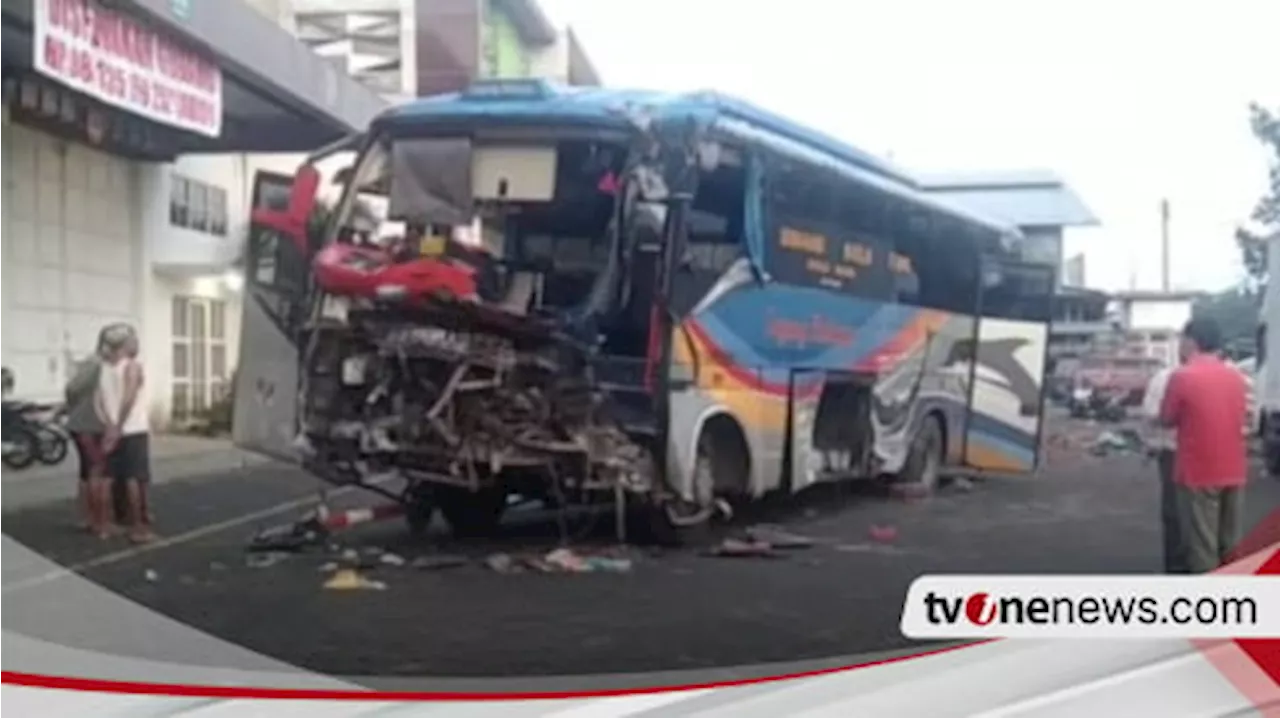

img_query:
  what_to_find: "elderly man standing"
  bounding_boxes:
[1159,317,1251,574]
[64,334,107,534]
[1141,358,1187,573]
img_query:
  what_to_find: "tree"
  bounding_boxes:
[1193,286,1261,358]
[1236,103,1280,285]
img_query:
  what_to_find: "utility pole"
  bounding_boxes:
[1160,198,1171,292]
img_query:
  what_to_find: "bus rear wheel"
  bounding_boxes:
[896,415,944,494]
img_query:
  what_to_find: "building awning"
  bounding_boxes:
[1,0,387,159]
[915,169,1101,229]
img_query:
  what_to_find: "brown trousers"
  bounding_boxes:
[1175,484,1244,574]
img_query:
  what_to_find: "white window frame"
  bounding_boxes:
[170,296,229,425]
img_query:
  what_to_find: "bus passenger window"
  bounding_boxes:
[765,164,896,301]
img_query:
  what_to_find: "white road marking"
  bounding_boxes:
[3,476,398,595]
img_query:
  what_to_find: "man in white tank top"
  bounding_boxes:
[95,325,155,543]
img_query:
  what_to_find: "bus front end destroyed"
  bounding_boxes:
[295,296,662,529]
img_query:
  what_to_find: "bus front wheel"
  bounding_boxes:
[896,415,944,493]
[438,486,507,538]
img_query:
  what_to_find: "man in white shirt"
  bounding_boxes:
[1141,362,1187,573]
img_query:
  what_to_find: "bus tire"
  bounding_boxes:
[897,414,944,494]
[403,483,437,537]
[643,420,743,546]
[438,486,507,538]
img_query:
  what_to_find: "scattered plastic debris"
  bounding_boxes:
[246,551,290,569]
[868,525,898,543]
[379,552,406,567]
[144,569,159,582]
[951,477,976,493]
[485,553,521,574]
[323,568,387,591]
[584,556,633,572]
[545,548,589,572]
[340,548,360,562]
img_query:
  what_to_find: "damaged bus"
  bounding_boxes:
[233,79,1054,541]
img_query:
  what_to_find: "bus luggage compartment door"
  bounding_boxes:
[960,259,1055,475]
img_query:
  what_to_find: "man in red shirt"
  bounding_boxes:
[1159,317,1250,574]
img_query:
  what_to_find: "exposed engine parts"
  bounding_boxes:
[296,301,659,505]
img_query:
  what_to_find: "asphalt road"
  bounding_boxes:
[4,433,1279,678]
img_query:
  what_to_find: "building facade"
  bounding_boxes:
[1,0,385,425]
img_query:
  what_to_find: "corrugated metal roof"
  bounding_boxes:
[916,169,1101,228]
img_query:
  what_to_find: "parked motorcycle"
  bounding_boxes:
[1,400,70,469]
[0,368,39,470]
[24,403,70,466]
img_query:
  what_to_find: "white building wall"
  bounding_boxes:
[139,151,305,429]
[2,118,147,404]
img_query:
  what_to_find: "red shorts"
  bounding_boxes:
[72,432,107,481]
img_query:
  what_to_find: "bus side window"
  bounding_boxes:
[980,261,1054,323]
[889,213,980,315]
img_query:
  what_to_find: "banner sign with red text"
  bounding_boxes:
[32,0,223,138]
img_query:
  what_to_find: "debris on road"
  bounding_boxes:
[485,553,522,574]
[1090,429,1144,457]
[834,542,905,555]
[888,483,930,501]
[410,555,469,571]
[951,477,976,493]
[745,525,816,549]
[246,552,290,569]
[323,568,387,591]
[248,517,327,553]
[318,562,340,573]
[379,552,407,567]
[705,537,783,559]
[144,569,159,582]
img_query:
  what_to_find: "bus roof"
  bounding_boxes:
[375,80,1023,241]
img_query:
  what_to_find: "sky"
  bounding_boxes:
[539,0,1279,293]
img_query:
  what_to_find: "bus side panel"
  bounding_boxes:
[866,312,975,474]
[667,318,789,500]
[788,369,825,492]
[961,317,1050,474]
[230,290,301,463]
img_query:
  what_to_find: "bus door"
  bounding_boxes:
[230,169,318,461]
[960,258,1055,475]
[232,134,363,461]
